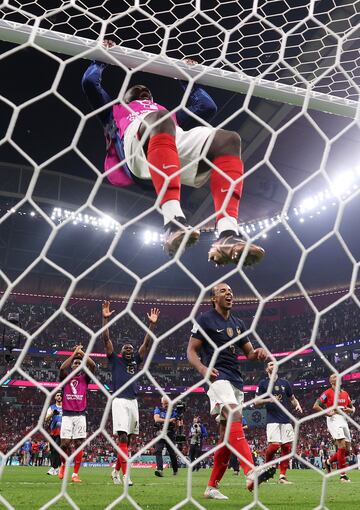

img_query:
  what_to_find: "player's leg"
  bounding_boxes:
[278,423,294,484]
[265,424,281,471]
[155,439,165,477]
[203,130,265,266]
[111,398,132,484]
[71,415,87,483]
[138,111,200,256]
[204,401,231,499]
[58,438,71,480]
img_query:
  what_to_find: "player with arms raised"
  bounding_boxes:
[255,361,302,484]
[187,282,273,500]
[313,373,355,483]
[58,345,96,483]
[102,301,160,486]
[82,41,264,266]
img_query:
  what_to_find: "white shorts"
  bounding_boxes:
[123,113,214,188]
[327,414,351,441]
[112,398,139,435]
[60,415,87,440]
[266,423,295,444]
[207,380,244,421]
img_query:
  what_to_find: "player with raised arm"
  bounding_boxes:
[58,345,96,483]
[44,391,63,476]
[187,282,274,500]
[82,41,265,266]
[102,301,159,486]
[313,373,355,483]
[255,361,302,484]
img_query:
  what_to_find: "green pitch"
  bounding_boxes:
[1,467,359,509]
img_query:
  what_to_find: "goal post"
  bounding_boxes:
[0,19,359,119]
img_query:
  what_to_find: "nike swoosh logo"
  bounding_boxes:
[163,164,178,169]
[221,188,229,192]
[216,329,224,332]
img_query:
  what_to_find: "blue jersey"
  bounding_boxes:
[154,406,177,437]
[256,377,293,424]
[48,404,62,436]
[191,309,250,389]
[22,440,32,452]
[108,351,142,399]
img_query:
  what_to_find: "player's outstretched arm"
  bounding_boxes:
[176,59,217,129]
[81,40,116,127]
[102,301,115,356]
[59,345,83,380]
[187,337,219,382]
[138,308,160,360]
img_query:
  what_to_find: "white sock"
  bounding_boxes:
[161,200,185,225]
[217,217,239,236]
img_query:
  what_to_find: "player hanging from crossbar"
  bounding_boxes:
[82,40,265,266]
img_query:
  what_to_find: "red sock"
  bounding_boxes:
[329,451,338,465]
[73,450,83,475]
[337,448,347,470]
[279,442,292,476]
[210,156,244,222]
[228,422,254,476]
[116,443,129,475]
[208,444,231,488]
[265,443,280,463]
[147,133,181,206]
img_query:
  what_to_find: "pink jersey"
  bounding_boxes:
[104,100,177,187]
[62,373,89,413]
[112,99,177,138]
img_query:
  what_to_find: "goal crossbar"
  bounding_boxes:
[0,19,358,119]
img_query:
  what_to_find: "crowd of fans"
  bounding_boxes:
[1,296,360,356]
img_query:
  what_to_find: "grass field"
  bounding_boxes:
[1,467,360,510]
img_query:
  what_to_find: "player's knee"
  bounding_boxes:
[148,110,176,136]
[208,129,241,159]
[117,432,128,444]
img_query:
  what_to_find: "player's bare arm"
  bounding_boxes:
[254,395,274,406]
[187,337,219,382]
[138,308,160,359]
[102,301,115,356]
[343,403,355,415]
[290,395,303,413]
[59,345,83,379]
[77,347,96,374]
[241,341,269,361]
[312,399,332,415]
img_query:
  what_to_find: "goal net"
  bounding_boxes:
[0,1,360,509]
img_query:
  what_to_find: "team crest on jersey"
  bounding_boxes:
[227,327,234,337]
[236,327,241,335]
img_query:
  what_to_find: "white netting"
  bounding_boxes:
[0,1,360,509]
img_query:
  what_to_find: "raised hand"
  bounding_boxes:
[253,348,269,361]
[183,58,199,66]
[147,308,160,325]
[102,39,116,50]
[102,301,115,319]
